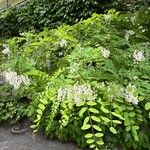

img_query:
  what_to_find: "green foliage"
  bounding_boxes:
[0,9,150,150]
[0,0,116,38]
[0,85,28,123]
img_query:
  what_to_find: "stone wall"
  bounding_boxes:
[0,0,25,11]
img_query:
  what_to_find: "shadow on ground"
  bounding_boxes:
[0,122,81,150]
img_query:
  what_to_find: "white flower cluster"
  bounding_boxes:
[133,50,145,63]
[2,44,10,55]
[3,70,30,89]
[59,39,68,48]
[57,84,96,103]
[100,47,110,58]
[125,83,139,105]
[125,30,134,41]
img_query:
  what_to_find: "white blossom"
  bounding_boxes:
[59,39,68,48]
[57,84,96,104]
[125,83,139,105]
[100,48,110,58]
[104,14,111,22]
[69,62,79,74]
[3,69,30,89]
[99,82,105,88]
[133,50,145,62]
[125,30,134,41]
[2,44,10,55]
[133,76,138,80]
[130,16,136,25]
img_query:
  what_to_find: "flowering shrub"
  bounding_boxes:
[0,9,150,149]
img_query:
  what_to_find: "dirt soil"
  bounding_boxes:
[0,122,81,150]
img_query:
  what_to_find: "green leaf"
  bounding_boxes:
[139,96,144,101]
[86,139,95,144]
[112,120,122,124]
[87,101,97,106]
[33,129,38,133]
[83,117,90,125]
[93,125,102,131]
[38,104,45,110]
[39,98,48,105]
[95,133,103,137]
[89,108,99,114]
[132,126,139,141]
[127,106,134,110]
[81,124,91,130]
[91,116,101,122]
[145,102,150,110]
[96,141,104,145]
[101,106,109,113]
[79,107,87,117]
[110,127,117,134]
[37,109,43,115]
[76,101,85,107]
[111,112,124,120]
[126,126,131,131]
[30,124,38,129]
[85,133,93,138]
[101,116,110,123]
[37,114,41,120]
[124,118,131,126]
[133,126,139,130]
[129,112,136,117]
[89,144,96,148]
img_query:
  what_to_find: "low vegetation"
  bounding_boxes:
[0,8,150,149]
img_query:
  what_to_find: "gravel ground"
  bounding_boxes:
[0,122,81,150]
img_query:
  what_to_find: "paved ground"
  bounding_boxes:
[0,122,81,150]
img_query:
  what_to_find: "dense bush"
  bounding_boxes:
[0,9,150,149]
[0,83,28,123]
[1,0,149,38]
[0,0,116,38]
[2,0,150,38]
